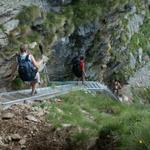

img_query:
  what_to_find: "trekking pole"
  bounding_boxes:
[39,43,50,84]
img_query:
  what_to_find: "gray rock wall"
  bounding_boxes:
[0,0,50,90]
[0,0,149,90]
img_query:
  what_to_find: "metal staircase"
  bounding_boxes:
[0,81,118,108]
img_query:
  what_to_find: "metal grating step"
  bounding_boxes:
[0,81,119,108]
[2,95,17,100]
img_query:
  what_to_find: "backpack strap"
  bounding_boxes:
[17,54,21,64]
[25,54,30,61]
[17,54,30,64]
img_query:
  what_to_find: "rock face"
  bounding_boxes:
[47,0,149,83]
[0,0,50,47]
[0,0,149,90]
[0,0,49,25]
[2,113,14,119]
[0,0,50,90]
[0,29,8,47]
[49,0,72,6]
[128,62,150,87]
[0,0,49,46]
[47,20,100,80]
[3,19,19,34]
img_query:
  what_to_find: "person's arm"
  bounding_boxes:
[30,54,41,69]
[30,54,49,72]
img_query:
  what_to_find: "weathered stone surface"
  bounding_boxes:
[32,17,44,32]
[4,136,12,144]
[138,48,143,63]
[0,0,51,89]
[128,62,150,87]
[0,0,49,25]
[0,136,5,146]
[49,0,72,6]
[2,112,14,119]
[3,19,19,34]
[124,3,135,12]
[0,29,8,47]
[143,55,150,63]
[0,0,149,89]
[19,139,26,145]
[11,134,21,141]
[77,20,99,36]
[49,6,61,13]
[130,52,136,69]
[25,115,38,122]
[127,14,145,39]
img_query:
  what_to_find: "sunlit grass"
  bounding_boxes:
[33,90,150,149]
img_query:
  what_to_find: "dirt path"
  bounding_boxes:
[0,104,78,150]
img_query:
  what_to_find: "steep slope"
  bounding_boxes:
[0,0,149,90]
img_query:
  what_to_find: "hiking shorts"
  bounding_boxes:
[33,72,40,83]
[25,72,40,84]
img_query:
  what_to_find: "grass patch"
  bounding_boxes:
[33,91,150,149]
[11,77,24,90]
[17,5,41,25]
[128,11,150,55]
[72,3,102,26]
[132,87,150,104]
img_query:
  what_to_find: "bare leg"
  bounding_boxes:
[35,72,40,84]
[31,81,37,96]
[81,72,85,85]
[81,76,84,84]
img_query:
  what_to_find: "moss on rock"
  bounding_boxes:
[17,5,41,25]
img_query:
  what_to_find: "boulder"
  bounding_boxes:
[2,113,14,119]
[0,29,8,47]
[32,17,44,32]
[3,19,19,34]
[130,52,136,69]
[19,139,26,145]
[11,134,21,141]
[25,115,38,122]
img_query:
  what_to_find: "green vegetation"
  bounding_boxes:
[4,5,42,56]
[128,11,150,54]
[11,0,149,53]
[16,5,41,25]
[34,91,150,149]
[112,65,135,83]
[109,10,150,83]
[11,2,105,53]
[3,0,148,88]
[132,87,150,104]
[71,3,102,26]
[11,77,24,90]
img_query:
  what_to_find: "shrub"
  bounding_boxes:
[11,77,24,90]
[17,5,41,25]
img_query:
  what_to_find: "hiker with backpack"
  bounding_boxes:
[72,55,86,84]
[112,80,122,96]
[10,44,48,95]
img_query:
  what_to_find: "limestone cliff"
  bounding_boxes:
[0,0,149,90]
